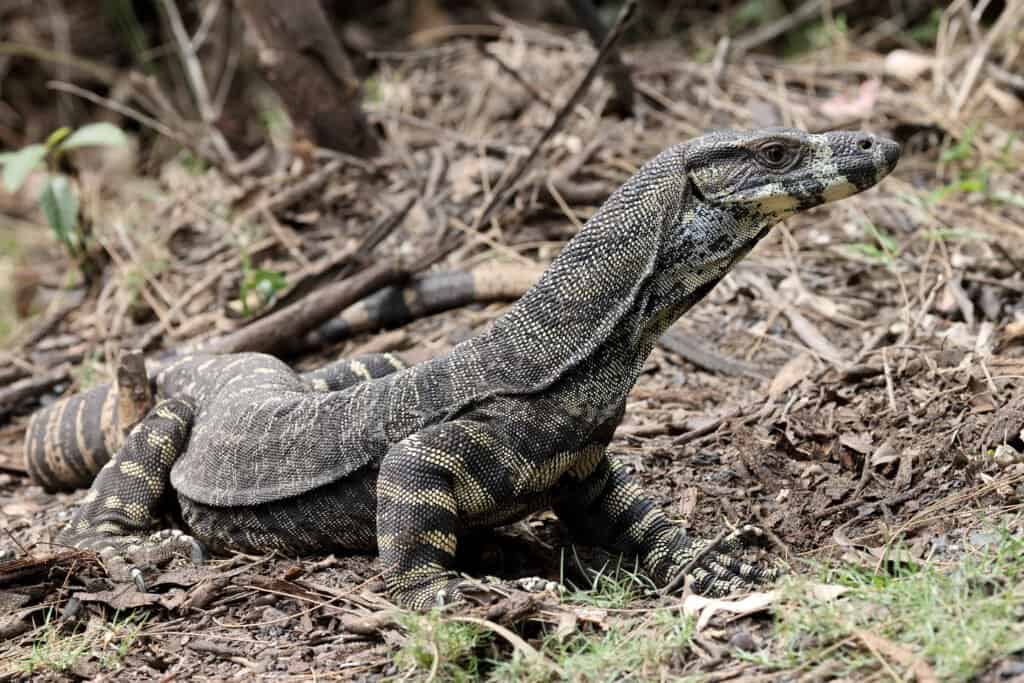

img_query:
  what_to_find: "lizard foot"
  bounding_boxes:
[457,575,563,604]
[391,572,563,610]
[655,525,779,597]
[94,529,207,592]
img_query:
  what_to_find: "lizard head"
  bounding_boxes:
[685,128,900,220]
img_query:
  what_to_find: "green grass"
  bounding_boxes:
[753,531,1024,681]
[491,609,697,683]
[392,532,1023,681]
[393,611,494,682]
[18,609,148,675]
[392,606,697,682]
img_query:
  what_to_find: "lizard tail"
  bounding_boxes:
[24,384,120,492]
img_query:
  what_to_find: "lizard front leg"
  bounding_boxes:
[58,397,204,587]
[554,455,776,596]
[377,420,523,609]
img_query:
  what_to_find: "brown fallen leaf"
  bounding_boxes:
[839,432,873,455]
[854,629,938,683]
[74,587,162,610]
[768,353,815,399]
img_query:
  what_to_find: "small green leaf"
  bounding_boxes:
[39,176,79,251]
[45,127,72,150]
[61,122,128,150]
[2,144,47,193]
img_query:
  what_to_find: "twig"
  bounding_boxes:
[160,0,215,124]
[471,0,638,231]
[660,330,769,379]
[0,364,71,419]
[733,0,854,56]
[952,0,1024,115]
[271,194,414,310]
[565,0,635,116]
[0,41,117,82]
[473,41,554,109]
[46,80,189,147]
[881,349,898,413]
[160,0,237,165]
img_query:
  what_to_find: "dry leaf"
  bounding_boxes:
[684,583,848,631]
[74,587,162,610]
[819,79,880,119]
[854,629,939,683]
[840,432,873,455]
[870,438,899,466]
[884,50,933,81]
[768,353,815,399]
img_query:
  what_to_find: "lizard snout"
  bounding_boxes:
[864,134,901,176]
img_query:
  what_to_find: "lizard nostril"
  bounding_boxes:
[858,137,873,151]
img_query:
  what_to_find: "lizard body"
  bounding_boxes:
[25,128,899,608]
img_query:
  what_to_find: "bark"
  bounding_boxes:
[236,0,379,157]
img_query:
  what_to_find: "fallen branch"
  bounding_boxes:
[203,260,408,355]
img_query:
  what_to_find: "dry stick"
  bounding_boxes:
[271,195,415,310]
[659,330,769,380]
[0,42,117,83]
[47,81,190,149]
[473,41,555,109]
[470,0,637,232]
[0,364,72,419]
[565,0,635,116]
[732,0,855,56]
[115,350,153,440]
[160,0,237,165]
[952,0,1024,115]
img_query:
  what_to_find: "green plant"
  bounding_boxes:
[19,608,148,674]
[907,8,943,46]
[845,217,901,264]
[492,610,696,683]
[1,123,128,276]
[756,531,1024,681]
[238,251,287,316]
[393,611,494,681]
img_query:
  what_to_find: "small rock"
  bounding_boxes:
[729,629,757,652]
[993,444,1022,468]
[692,451,721,466]
[262,606,287,621]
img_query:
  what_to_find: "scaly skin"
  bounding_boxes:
[25,128,900,608]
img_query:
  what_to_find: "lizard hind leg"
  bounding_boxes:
[57,397,204,589]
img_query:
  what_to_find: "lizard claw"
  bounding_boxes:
[96,529,208,592]
[656,525,779,597]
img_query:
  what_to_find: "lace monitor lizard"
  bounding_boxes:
[24,128,899,609]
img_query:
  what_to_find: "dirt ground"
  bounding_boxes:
[1,8,1024,681]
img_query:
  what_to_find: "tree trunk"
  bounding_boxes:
[236,0,379,157]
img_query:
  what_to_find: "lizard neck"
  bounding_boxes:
[436,142,778,420]
[542,203,773,415]
[474,144,691,396]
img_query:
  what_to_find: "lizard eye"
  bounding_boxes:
[758,143,791,168]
